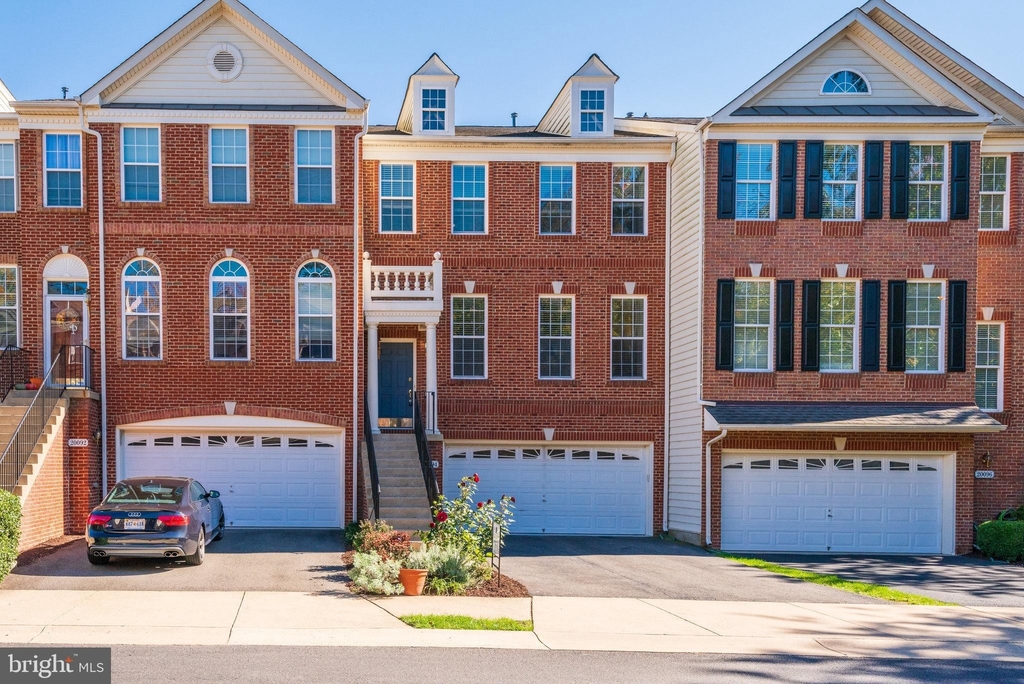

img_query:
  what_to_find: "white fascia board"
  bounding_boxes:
[119,414,345,431]
[709,423,1005,433]
[706,124,987,141]
[615,118,703,134]
[85,108,364,126]
[981,135,1024,154]
[362,139,673,163]
[703,408,720,431]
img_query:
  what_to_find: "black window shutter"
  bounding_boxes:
[801,280,820,371]
[861,280,881,372]
[890,141,909,219]
[951,142,971,220]
[777,141,796,219]
[864,141,883,219]
[776,280,794,371]
[887,280,907,371]
[804,141,823,219]
[716,279,735,371]
[717,141,736,220]
[947,280,968,372]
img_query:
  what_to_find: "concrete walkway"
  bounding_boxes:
[1,590,1023,660]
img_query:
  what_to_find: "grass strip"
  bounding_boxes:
[400,614,534,631]
[720,554,955,606]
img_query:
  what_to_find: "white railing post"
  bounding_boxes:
[362,252,372,309]
[432,251,443,309]
[367,322,380,434]
[425,322,438,434]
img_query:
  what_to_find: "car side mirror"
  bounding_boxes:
[208,491,220,499]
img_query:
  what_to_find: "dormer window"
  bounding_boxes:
[422,88,446,131]
[580,90,605,132]
[822,70,869,94]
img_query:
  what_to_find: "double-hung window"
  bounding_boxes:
[0,143,14,212]
[422,89,446,131]
[210,128,248,203]
[44,133,82,207]
[612,165,646,234]
[976,323,1003,412]
[122,258,162,359]
[733,279,772,371]
[580,90,604,133]
[380,163,414,232]
[122,127,160,202]
[820,280,858,371]
[611,296,646,379]
[905,281,944,372]
[539,296,573,379]
[0,266,17,348]
[296,129,334,204]
[540,165,573,234]
[452,164,486,233]
[822,144,858,220]
[980,156,1009,230]
[908,144,945,220]
[735,143,773,219]
[451,296,486,379]
[296,260,334,360]
[210,259,249,360]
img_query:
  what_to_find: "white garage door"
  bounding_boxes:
[722,454,945,553]
[123,432,343,528]
[443,445,650,535]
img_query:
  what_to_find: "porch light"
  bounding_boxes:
[981,453,993,468]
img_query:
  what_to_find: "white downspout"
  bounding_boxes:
[79,102,108,495]
[705,427,727,546]
[662,138,675,533]
[694,117,713,546]
[352,103,369,523]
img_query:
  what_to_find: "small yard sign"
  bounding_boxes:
[491,520,502,588]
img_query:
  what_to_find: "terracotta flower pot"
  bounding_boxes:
[399,568,428,596]
[29,378,43,387]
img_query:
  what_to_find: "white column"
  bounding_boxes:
[367,322,380,434]
[425,322,438,433]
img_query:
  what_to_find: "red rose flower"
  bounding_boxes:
[477,501,484,509]
[473,474,480,483]
[511,496,516,503]
[487,499,493,505]
[436,511,448,522]
[429,522,435,528]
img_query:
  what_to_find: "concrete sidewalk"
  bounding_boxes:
[1,590,1023,660]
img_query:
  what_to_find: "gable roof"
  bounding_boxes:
[537,54,618,136]
[80,0,364,109]
[396,53,458,134]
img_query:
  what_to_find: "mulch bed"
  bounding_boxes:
[342,550,530,597]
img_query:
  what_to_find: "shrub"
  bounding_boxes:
[355,519,410,561]
[350,551,403,595]
[976,520,1024,562]
[427,577,466,596]
[420,475,515,563]
[407,544,478,595]
[343,520,364,549]
[996,506,1024,522]
[0,490,20,582]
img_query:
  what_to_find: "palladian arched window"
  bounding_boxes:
[123,258,162,359]
[296,260,334,360]
[211,258,249,360]
[822,70,869,94]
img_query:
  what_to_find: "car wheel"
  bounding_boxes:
[185,527,205,566]
[87,552,110,565]
[211,515,224,542]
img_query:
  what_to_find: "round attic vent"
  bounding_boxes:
[206,43,243,82]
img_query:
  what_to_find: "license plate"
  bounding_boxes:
[123,519,146,530]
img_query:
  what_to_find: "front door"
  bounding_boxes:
[378,342,414,428]
[44,281,88,386]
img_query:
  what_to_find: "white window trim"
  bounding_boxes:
[976,321,1004,413]
[979,155,1010,231]
[610,295,647,380]
[578,87,607,136]
[0,265,20,348]
[821,143,863,222]
[295,260,336,362]
[538,294,575,380]
[294,128,335,205]
[121,258,162,361]
[539,163,576,235]
[733,277,775,373]
[819,279,860,373]
[735,142,776,221]
[379,161,416,233]
[0,142,16,213]
[908,142,948,222]
[120,125,161,203]
[43,132,83,209]
[208,126,250,204]
[819,69,872,95]
[611,163,648,236]
[450,162,488,235]
[905,279,946,374]
[450,294,488,380]
[210,258,251,361]
[421,86,447,133]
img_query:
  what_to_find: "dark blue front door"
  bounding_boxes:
[378,342,414,428]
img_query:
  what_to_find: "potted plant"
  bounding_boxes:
[399,551,429,596]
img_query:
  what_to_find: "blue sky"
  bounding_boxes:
[1,0,1021,125]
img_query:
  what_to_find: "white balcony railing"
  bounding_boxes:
[362,251,443,312]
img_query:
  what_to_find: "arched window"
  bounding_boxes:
[296,260,334,360]
[122,258,161,359]
[822,70,869,94]
[211,258,249,360]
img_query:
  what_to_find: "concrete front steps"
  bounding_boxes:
[0,391,69,503]
[371,432,434,533]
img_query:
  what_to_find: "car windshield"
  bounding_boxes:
[106,482,185,505]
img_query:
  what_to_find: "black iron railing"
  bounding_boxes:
[0,346,27,402]
[413,391,440,511]
[55,344,96,391]
[0,348,66,493]
[363,396,381,520]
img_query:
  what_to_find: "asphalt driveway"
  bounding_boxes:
[0,529,350,594]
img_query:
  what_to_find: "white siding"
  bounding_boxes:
[113,17,334,107]
[537,85,571,136]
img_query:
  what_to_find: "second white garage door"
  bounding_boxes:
[122,431,344,528]
[443,445,650,535]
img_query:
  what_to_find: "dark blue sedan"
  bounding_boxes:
[85,477,225,566]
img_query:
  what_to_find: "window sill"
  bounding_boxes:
[734,221,777,236]
[907,222,950,237]
[448,232,489,238]
[379,230,419,236]
[611,232,649,238]
[207,359,255,367]
[535,379,577,386]
[819,372,861,389]
[41,206,86,212]
[449,378,490,385]
[904,373,947,390]
[538,232,580,239]
[733,372,776,388]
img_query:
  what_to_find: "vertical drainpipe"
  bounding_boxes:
[352,103,369,523]
[79,102,107,495]
[663,137,675,533]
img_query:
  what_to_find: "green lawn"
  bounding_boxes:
[400,614,534,631]
[721,554,955,606]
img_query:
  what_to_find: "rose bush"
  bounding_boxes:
[420,474,515,563]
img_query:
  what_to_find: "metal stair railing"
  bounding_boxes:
[0,347,66,493]
[0,345,27,402]
[413,391,440,513]
[363,396,381,520]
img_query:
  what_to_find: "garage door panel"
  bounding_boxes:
[859,483,884,497]
[777,481,800,496]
